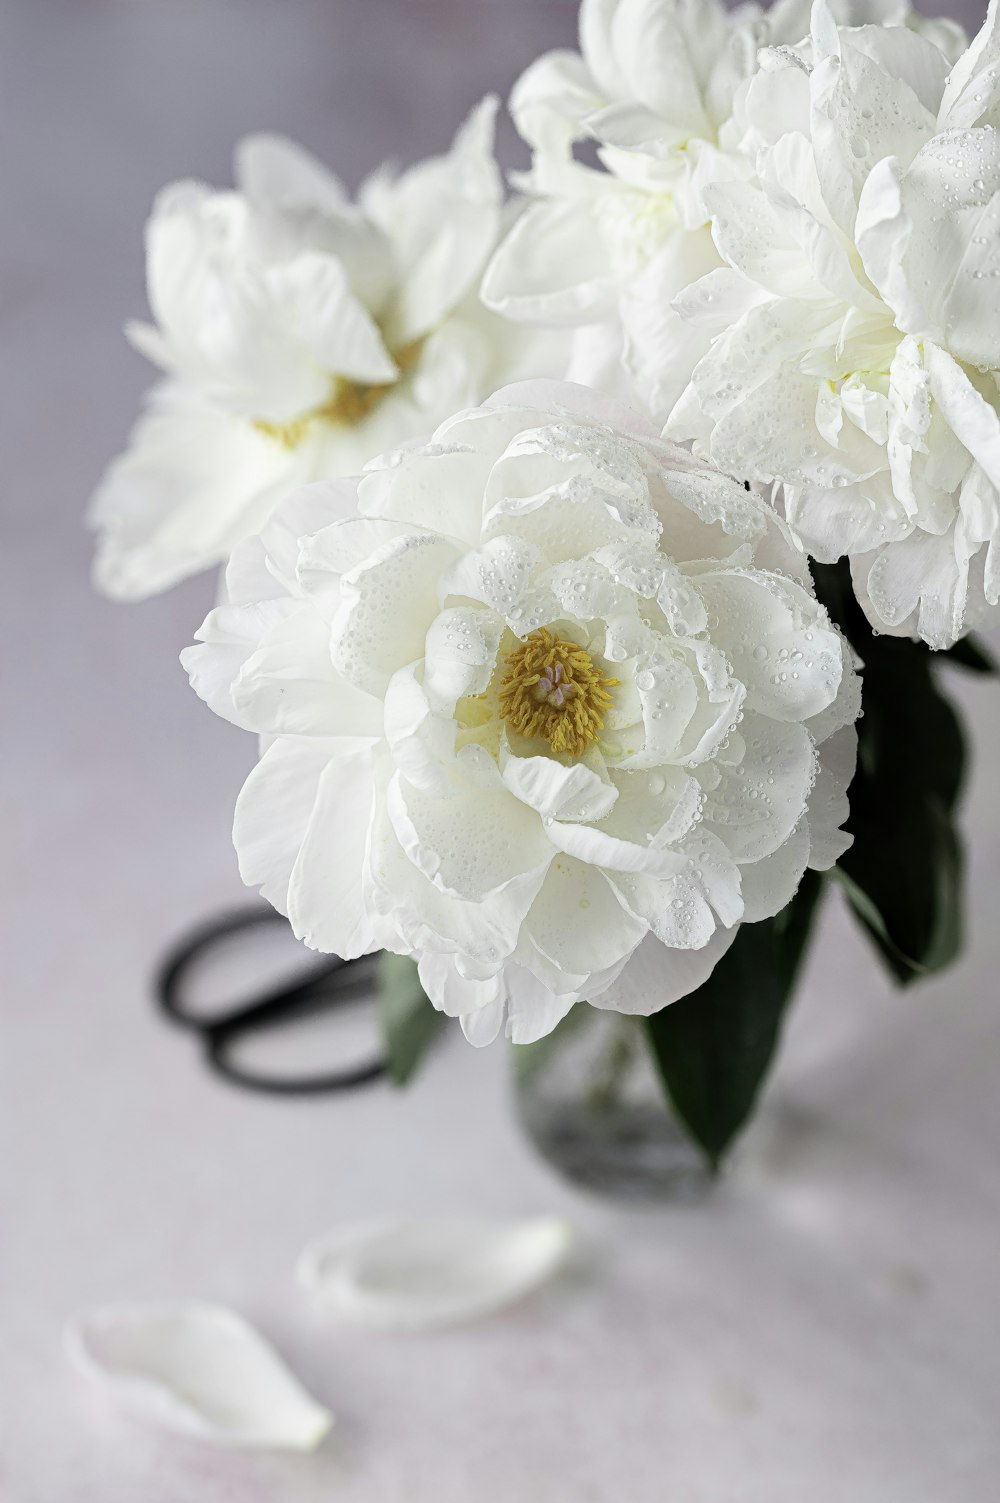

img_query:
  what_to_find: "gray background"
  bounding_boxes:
[3,3,1000,1500]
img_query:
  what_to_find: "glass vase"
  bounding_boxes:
[512,1005,713,1202]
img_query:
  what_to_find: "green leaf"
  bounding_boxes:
[811,558,966,985]
[836,781,963,985]
[643,872,823,1170]
[377,953,445,1086]
[836,645,964,982]
[938,633,998,675]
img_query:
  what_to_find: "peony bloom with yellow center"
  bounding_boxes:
[498,629,618,755]
[183,382,860,1045]
[88,99,568,600]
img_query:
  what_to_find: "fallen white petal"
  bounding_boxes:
[297,1216,572,1331]
[66,1302,332,1450]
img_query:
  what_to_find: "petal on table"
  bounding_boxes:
[66,1303,332,1450]
[297,1217,572,1331]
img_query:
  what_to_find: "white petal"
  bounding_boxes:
[439,535,539,615]
[417,954,504,1020]
[249,479,362,597]
[704,713,816,862]
[503,967,580,1042]
[609,869,718,950]
[234,738,342,914]
[481,199,618,326]
[233,609,384,738]
[378,97,503,345]
[694,569,843,722]
[66,1303,332,1450]
[938,0,1000,129]
[89,393,306,600]
[331,532,459,695]
[856,527,967,647]
[296,1217,571,1330]
[545,556,624,621]
[925,343,1000,493]
[388,773,553,900]
[298,516,408,582]
[369,801,540,976]
[737,819,811,922]
[805,636,863,745]
[590,923,738,1015]
[182,600,298,729]
[483,379,661,440]
[460,996,507,1045]
[548,817,688,880]
[384,664,455,796]
[509,46,602,156]
[525,857,647,975]
[501,751,618,823]
[423,606,505,709]
[235,131,347,210]
[806,722,857,869]
[266,252,396,384]
[286,742,379,957]
[359,446,495,547]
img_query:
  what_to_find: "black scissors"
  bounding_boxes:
[155,907,387,1094]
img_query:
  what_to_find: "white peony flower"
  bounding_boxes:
[89,99,568,599]
[182,381,858,1046]
[667,0,1000,648]
[481,0,958,423]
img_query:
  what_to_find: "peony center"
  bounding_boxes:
[253,337,425,450]
[498,629,617,757]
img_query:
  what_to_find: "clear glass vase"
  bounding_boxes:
[512,1005,713,1202]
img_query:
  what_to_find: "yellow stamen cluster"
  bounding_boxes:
[253,337,425,450]
[498,629,617,757]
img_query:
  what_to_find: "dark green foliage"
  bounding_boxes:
[812,559,966,984]
[644,873,823,1169]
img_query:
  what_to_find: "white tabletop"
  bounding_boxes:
[3,2,1000,1499]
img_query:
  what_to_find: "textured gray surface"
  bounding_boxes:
[3,2,1000,1499]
